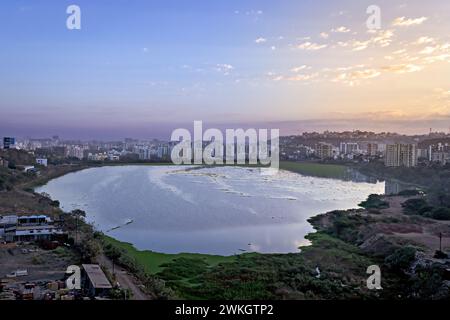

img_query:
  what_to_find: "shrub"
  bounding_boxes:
[402,198,429,215]
[398,189,422,196]
[409,264,446,299]
[428,207,450,221]
[359,194,389,209]
[385,246,417,273]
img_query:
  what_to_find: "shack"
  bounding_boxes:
[81,264,112,297]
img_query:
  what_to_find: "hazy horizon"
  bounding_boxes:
[2,117,449,141]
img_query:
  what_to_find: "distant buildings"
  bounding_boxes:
[0,157,8,168]
[134,145,152,160]
[0,215,65,242]
[367,143,379,156]
[131,143,172,161]
[66,146,85,160]
[3,137,16,149]
[428,143,450,165]
[36,158,48,167]
[5,132,448,167]
[339,142,359,155]
[315,142,334,159]
[385,144,417,167]
[87,152,108,161]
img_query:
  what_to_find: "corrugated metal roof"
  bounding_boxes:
[0,215,18,225]
[82,264,112,289]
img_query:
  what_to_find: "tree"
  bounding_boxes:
[385,246,417,273]
[429,207,450,221]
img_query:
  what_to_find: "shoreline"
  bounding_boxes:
[33,161,382,267]
[19,160,450,299]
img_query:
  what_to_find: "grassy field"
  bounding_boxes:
[280,161,348,179]
[102,235,236,274]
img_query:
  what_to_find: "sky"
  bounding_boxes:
[1,0,450,139]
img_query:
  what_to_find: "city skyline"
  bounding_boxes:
[1,0,450,139]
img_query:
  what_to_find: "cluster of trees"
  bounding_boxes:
[359,194,389,210]
[359,162,450,207]
[402,198,450,220]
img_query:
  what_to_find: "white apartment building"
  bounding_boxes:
[385,144,417,167]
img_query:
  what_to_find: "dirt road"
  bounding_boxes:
[97,254,149,300]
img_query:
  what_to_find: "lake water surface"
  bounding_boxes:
[36,166,384,255]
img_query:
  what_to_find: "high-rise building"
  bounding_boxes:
[429,143,450,165]
[134,146,151,160]
[385,144,417,167]
[315,142,334,159]
[367,143,378,156]
[67,146,85,160]
[3,137,16,149]
[339,142,359,155]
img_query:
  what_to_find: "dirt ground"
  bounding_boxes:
[0,243,78,283]
[367,196,450,256]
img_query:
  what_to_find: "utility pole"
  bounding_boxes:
[75,214,78,244]
[439,232,442,252]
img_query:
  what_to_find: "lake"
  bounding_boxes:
[36,165,385,255]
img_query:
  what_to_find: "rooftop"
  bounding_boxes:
[82,264,112,289]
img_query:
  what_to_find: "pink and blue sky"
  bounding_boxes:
[1,0,450,139]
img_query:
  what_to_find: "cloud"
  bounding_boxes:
[297,42,327,50]
[331,26,350,33]
[255,37,267,44]
[272,73,318,82]
[333,68,381,86]
[420,46,438,55]
[351,41,370,51]
[419,43,450,55]
[414,36,435,45]
[285,73,318,82]
[381,64,424,74]
[338,30,394,51]
[392,16,428,27]
[235,9,263,16]
[392,49,406,55]
[247,10,263,15]
[215,64,234,75]
[370,30,394,47]
[423,54,450,64]
[291,65,308,73]
[319,32,329,39]
[271,75,284,81]
[434,88,450,100]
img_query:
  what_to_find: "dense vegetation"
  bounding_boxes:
[359,194,390,210]
[402,198,450,220]
[358,161,450,207]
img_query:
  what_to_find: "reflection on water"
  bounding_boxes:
[341,168,414,195]
[36,166,385,255]
[384,180,415,195]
